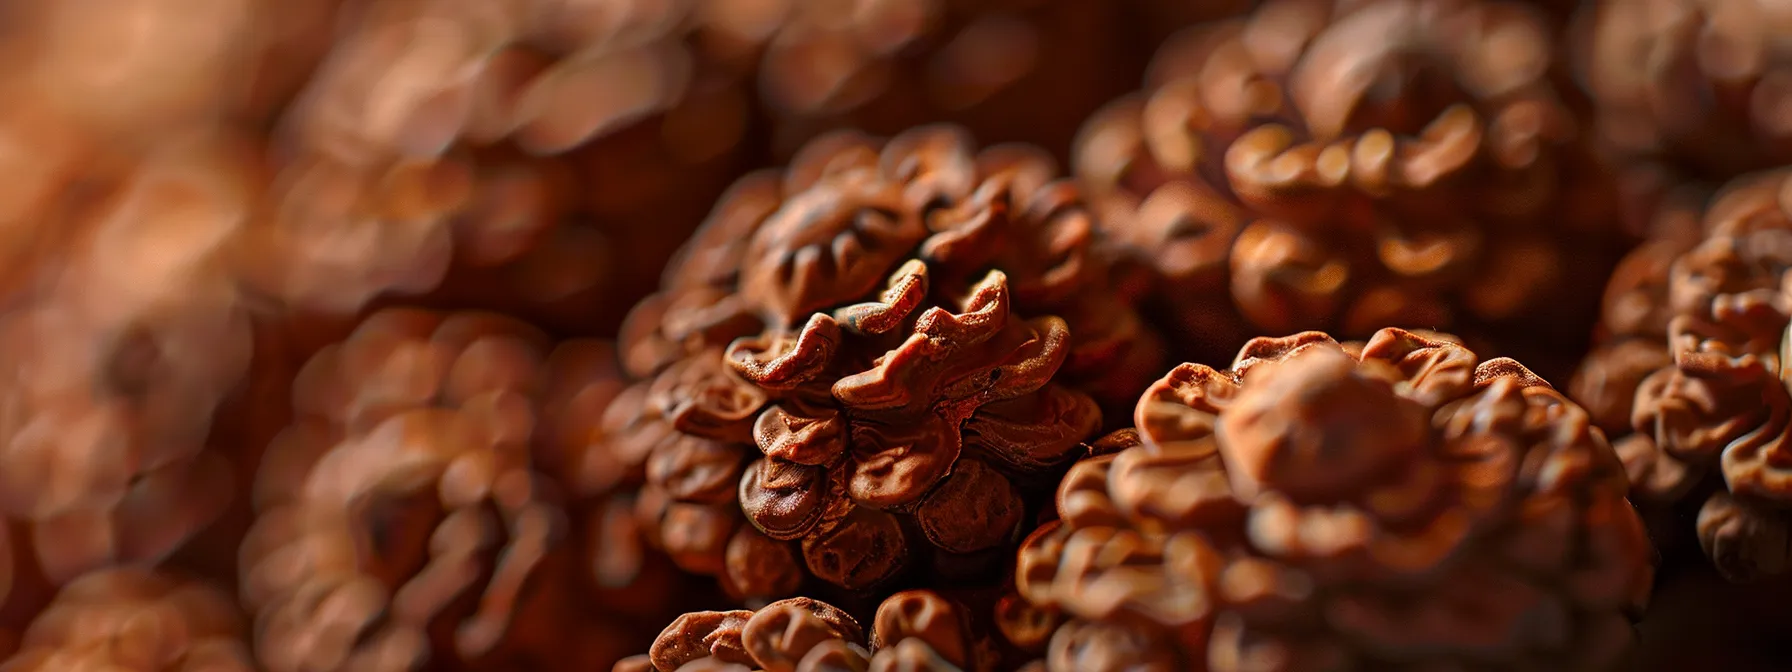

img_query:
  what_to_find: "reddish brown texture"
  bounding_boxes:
[1076,0,1627,370]
[639,590,990,671]
[616,170,782,380]
[735,126,1161,412]
[236,0,748,332]
[1627,310,1792,581]
[609,348,765,584]
[1560,169,1792,583]
[1014,328,1654,671]
[237,0,1158,333]
[606,125,1161,596]
[238,308,674,671]
[0,569,253,671]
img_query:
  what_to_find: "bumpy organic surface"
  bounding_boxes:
[238,308,670,671]
[1014,328,1654,671]
[1076,0,1623,367]
[0,568,253,671]
[1581,0,1792,180]
[608,125,1161,595]
[1588,169,1792,582]
[625,589,990,671]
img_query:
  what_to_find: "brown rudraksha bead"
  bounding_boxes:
[1607,169,1792,583]
[1579,0,1792,181]
[607,125,1162,596]
[1076,0,1626,370]
[239,0,746,331]
[239,308,673,671]
[0,568,254,671]
[1014,328,1655,671]
[627,589,995,671]
[607,173,798,603]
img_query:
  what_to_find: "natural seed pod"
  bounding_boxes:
[636,590,991,671]
[609,124,1162,597]
[1076,0,1625,371]
[1607,169,1792,582]
[1014,328,1654,671]
[243,0,747,331]
[1558,168,1792,586]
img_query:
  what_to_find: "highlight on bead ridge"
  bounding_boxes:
[607,123,1164,599]
[1011,328,1655,671]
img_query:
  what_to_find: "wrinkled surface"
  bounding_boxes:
[639,590,986,671]
[1075,0,1625,368]
[1014,328,1654,671]
[609,125,1156,594]
[1603,169,1792,581]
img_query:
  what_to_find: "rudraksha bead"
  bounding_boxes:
[1601,169,1792,583]
[607,125,1162,597]
[1014,328,1654,671]
[1076,0,1626,371]
[241,0,747,331]
[629,589,993,671]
